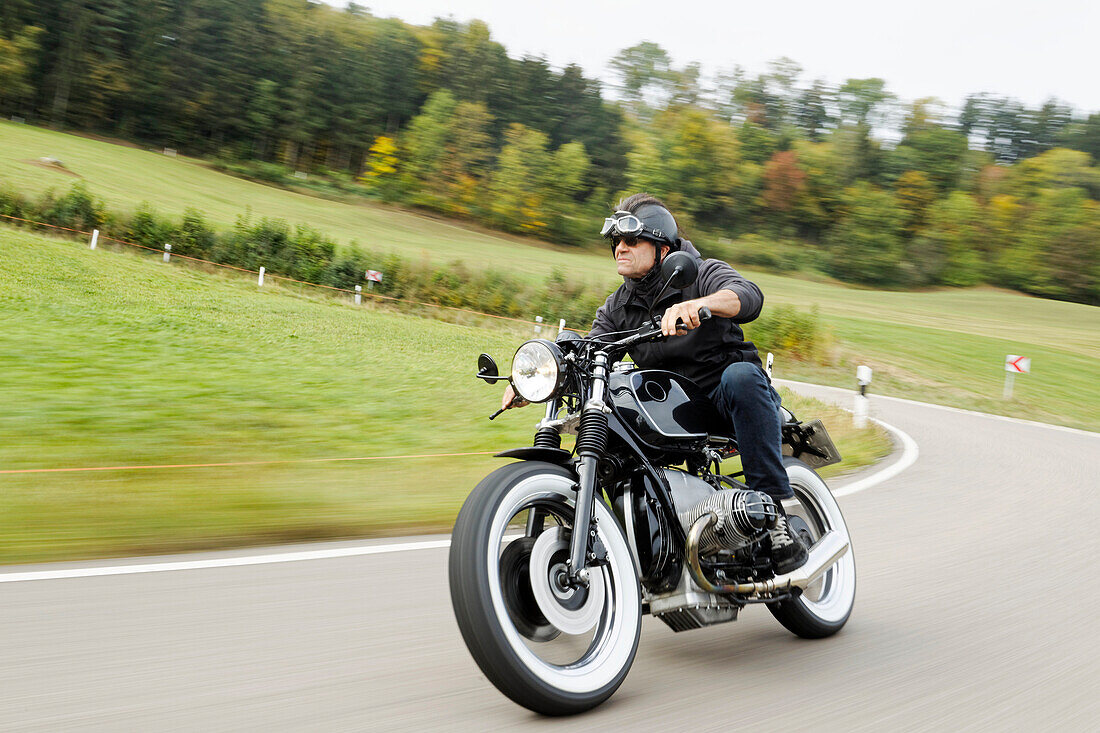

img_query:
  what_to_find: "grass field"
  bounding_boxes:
[0,120,613,284]
[0,229,890,563]
[4,121,1098,430]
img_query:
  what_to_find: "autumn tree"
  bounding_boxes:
[0,24,40,115]
[826,182,905,284]
[915,192,985,286]
[625,106,741,228]
[894,170,937,236]
[761,150,808,231]
[788,140,843,238]
[361,135,402,202]
[488,123,553,234]
[885,99,969,192]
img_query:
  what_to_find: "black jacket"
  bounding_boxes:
[588,241,764,394]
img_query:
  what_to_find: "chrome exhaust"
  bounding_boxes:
[686,512,849,597]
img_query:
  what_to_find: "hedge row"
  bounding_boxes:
[0,182,609,326]
[1,181,828,360]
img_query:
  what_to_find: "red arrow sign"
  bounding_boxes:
[1005,355,1031,373]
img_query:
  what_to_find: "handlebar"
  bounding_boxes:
[608,306,712,353]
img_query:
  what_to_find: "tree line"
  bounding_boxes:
[1,1,1097,304]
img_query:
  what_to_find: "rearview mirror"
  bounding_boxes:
[660,251,697,290]
[477,353,504,382]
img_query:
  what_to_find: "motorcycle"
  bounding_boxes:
[448,251,855,715]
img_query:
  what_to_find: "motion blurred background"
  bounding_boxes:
[2,2,1099,730]
[0,0,1096,560]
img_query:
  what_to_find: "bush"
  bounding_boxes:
[170,209,217,259]
[124,204,174,248]
[744,305,832,363]
[37,182,105,231]
[706,234,823,276]
[0,183,28,219]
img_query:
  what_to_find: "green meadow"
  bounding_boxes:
[0,229,889,563]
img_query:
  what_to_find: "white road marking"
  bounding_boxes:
[0,540,452,584]
[832,418,919,498]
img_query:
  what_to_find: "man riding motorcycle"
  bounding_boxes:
[503,193,808,573]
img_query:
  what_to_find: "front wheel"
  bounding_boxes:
[768,457,856,638]
[448,461,642,715]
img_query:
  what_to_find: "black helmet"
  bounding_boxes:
[601,203,680,250]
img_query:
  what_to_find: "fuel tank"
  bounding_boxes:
[608,369,731,451]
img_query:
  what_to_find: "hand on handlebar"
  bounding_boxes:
[501,384,529,411]
[660,301,712,337]
[605,305,711,353]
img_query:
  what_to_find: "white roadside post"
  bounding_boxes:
[558,318,566,338]
[89,229,99,249]
[258,266,265,287]
[163,243,172,263]
[765,352,774,379]
[354,285,362,305]
[854,365,873,428]
[534,315,543,337]
[1004,355,1030,399]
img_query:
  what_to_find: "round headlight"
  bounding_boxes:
[511,340,564,403]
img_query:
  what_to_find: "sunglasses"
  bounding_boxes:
[609,236,643,248]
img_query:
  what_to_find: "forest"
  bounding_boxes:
[1,0,1098,304]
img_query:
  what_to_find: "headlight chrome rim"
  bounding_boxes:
[511,339,565,403]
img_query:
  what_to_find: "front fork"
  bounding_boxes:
[568,352,611,586]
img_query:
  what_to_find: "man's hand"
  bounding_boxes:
[660,299,706,336]
[502,383,530,410]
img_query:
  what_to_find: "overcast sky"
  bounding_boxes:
[336,0,1099,114]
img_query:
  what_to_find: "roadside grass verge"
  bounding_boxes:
[0,229,889,563]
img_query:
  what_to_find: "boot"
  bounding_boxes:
[769,513,808,574]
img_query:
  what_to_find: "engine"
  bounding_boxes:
[678,489,778,555]
[646,471,780,632]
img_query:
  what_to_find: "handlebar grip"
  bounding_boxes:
[673,306,713,331]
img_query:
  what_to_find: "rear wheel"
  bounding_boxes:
[449,461,642,715]
[768,457,856,638]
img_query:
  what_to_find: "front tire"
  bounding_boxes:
[448,461,642,715]
[768,457,856,638]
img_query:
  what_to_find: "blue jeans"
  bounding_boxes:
[708,362,793,500]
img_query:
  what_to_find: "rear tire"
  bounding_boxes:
[768,457,856,639]
[449,461,641,715]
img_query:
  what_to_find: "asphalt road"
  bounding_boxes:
[2,384,1097,731]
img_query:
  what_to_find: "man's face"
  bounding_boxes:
[614,237,668,278]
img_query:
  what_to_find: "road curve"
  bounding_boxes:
[2,386,1097,731]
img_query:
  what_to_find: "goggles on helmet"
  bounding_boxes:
[601,210,670,244]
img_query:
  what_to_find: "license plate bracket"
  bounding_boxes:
[792,419,842,469]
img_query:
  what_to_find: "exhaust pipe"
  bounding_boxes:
[686,512,849,597]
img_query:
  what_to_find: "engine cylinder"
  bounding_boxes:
[678,490,778,554]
